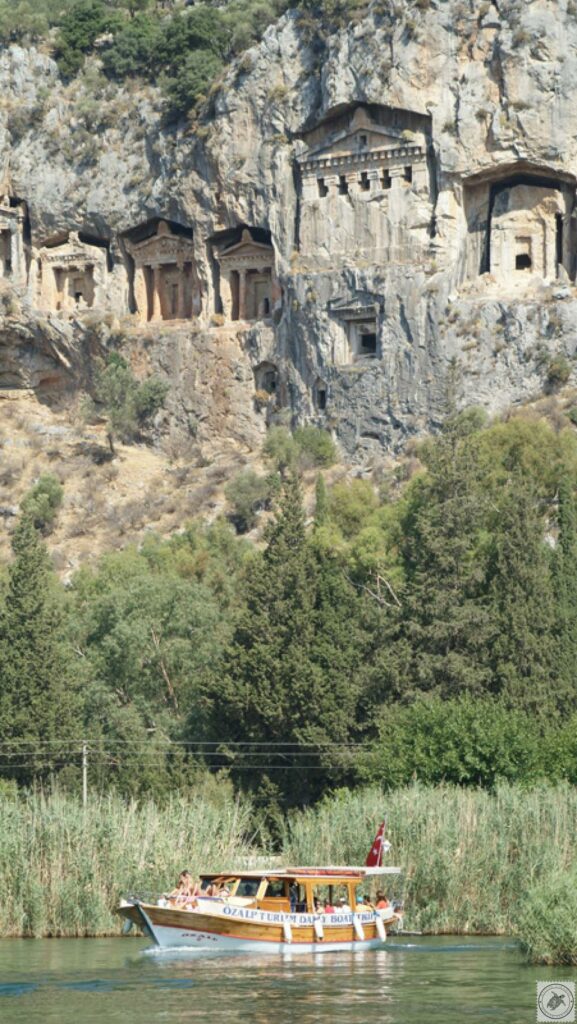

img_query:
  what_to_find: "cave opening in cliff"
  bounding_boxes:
[314,379,328,411]
[254,362,278,396]
[349,320,377,359]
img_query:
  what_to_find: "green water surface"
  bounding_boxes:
[0,935,575,1023]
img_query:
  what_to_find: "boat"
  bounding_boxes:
[116,822,403,953]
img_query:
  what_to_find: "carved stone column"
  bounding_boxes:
[176,261,185,318]
[12,215,25,286]
[238,268,248,320]
[151,264,162,321]
[389,165,406,189]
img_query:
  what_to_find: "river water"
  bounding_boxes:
[0,935,575,1024]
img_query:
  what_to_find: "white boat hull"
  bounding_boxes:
[122,900,397,954]
[145,922,387,954]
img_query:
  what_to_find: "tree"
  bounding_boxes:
[399,411,495,698]
[55,0,123,77]
[314,473,328,527]
[224,470,275,533]
[554,473,577,704]
[206,476,370,806]
[20,474,64,534]
[95,353,168,453]
[487,476,556,710]
[0,518,79,783]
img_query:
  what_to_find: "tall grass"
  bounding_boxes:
[282,782,577,939]
[3,780,577,959]
[514,869,577,966]
[0,784,258,937]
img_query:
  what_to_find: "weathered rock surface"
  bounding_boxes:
[1,0,577,460]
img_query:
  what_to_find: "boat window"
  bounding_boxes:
[265,880,285,898]
[237,879,260,898]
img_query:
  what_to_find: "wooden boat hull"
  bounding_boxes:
[117,900,396,954]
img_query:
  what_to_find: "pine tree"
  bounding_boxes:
[400,411,495,697]
[553,473,577,707]
[210,475,367,804]
[487,476,556,710]
[0,517,79,782]
[314,473,328,527]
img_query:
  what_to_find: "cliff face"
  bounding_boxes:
[1,0,577,460]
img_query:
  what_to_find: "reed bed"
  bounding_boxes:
[0,786,258,937]
[2,780,576,960]
[282,782,577,942]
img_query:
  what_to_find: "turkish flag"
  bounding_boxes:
[365,820,386,867]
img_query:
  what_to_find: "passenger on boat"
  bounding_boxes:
[354,896,366,911]
[337,897,351,912]
[323,900,335,914]
[363,893,374,910]
[289,882,299,913]
[314,898,324,913]
[168,871,194,905]
[375,891,390,910]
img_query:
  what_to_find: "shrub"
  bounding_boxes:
[262,427,298,474]
[164,50,224,113]
[327,478,378,537]
[95,354,168,452]
[133,376,169,424]
[515,869,577,965]
[293,426,337,468]
[55,0,123,78]
[101,12,161,79]
[546,355,571,391]
[225,470,273,533]
[21,474,64,534]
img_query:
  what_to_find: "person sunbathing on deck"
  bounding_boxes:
[168,871,194,905]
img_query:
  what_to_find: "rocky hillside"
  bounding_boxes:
[1,0,577,543]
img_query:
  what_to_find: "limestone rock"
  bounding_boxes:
[0,0,576,461]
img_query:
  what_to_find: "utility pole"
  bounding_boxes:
[82,740,88,808]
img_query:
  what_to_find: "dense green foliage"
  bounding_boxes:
[1,409,577,809]
[0,0,392,114]
[95,353,168,451]
[515,868,577,965]
[0,518,79,783]
[20,473,64,534]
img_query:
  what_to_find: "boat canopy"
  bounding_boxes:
[200,866,401,883]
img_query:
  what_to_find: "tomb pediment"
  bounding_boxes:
[299,107,425,171]
[304,128,411,163]
[217,229,274,266]
[125,221,193,266]
[328,296,379,321]
[40,232,106,267]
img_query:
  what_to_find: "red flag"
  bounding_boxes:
[365,820,386,867]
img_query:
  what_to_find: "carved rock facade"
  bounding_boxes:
[2,1,577,460]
